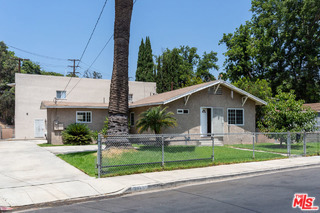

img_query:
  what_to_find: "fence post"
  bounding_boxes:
[161,135,164,167]
[97,134,101,178]
[303,132,306,157]
[287,132,291,157]
[211,134,215,161]
[252,133,255,159]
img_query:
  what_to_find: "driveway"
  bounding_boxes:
[0,140,95,206]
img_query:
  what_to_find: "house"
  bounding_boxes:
[303,103,320,130]
[14,73,157,141]
[129,80,266,144]
[40,80,266,144]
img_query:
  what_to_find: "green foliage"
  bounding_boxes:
[40,71,63,76]
[0,41,17,124]
[136,106,177,134]
[220,0,320,103]
[155,46,218,93]
[233,77,272,126]
[91,116,109,140]
[62,123,92,145]
[21,60,41,74]
[233,77,272,101]
[135,36,155,82]
[258,89,317,133]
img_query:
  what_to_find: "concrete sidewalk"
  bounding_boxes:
[0,140,320,209]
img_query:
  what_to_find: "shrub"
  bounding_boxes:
[62,123,92,145]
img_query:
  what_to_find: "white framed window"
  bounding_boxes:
[130,112,135,127]
[227,108,244,125]
[76,111,92,123]
[177,109,189,114]
[128,94,133,103]
[56,90,66,99]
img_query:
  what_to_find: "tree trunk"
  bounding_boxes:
[108,0,133,136]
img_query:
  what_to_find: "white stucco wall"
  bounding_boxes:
[15,73,156,139]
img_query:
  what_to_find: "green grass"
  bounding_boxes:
[230,142,320,155]
[57,145,284,177]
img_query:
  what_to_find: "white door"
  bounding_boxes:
[34,119,45,138]
[200,108,208,136]
[212,108,224,134]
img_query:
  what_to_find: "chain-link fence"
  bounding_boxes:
[96,132,320,177]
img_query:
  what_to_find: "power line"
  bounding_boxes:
[8,45,68,61]
[86,34,113,71]
[75,0,109,70]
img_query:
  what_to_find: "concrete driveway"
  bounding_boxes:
[0,140,95,206]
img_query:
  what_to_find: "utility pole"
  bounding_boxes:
[68,59,80,77]
[11,58,30,73]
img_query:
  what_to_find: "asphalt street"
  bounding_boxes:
[24,166,320,213]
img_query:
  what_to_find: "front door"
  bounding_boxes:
[212,108,224,134]
[200,107,212,136]
[34,119,45,138]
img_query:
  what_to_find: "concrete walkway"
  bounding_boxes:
[0,140,320,209]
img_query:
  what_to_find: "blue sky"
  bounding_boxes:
[0,0,252,80]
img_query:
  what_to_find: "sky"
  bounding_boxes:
[0,0,252,80]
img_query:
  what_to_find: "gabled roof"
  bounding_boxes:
[40,101,108,109]
[130,80,267,108]
[303,103,320,112]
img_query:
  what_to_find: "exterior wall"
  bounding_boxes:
[15,73,156,139]
[47,108,108,144]
[130,85,257,144]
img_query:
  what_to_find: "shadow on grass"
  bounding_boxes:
[137,145,196,153]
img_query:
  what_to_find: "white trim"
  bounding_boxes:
[76,111,92,123]
[242,96,248,106]
[130,80,267,109]
[227,108,244,126]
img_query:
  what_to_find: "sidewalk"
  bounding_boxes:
[1,140,320,209]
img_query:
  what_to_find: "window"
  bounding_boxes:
[130,112,135,126]
[228,109,244,125]
[56,90,66,99]
[76,111,92,123]
[128,94,133,103]
[177,109,189,114]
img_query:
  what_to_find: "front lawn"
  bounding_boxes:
[230,142,320,155]
[58,145,284,177]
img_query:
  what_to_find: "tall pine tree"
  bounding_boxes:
[135,38,145,81]
[135,36,155,82]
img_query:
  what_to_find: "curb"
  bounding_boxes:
[12,162,320,212]
[125,162,320,194]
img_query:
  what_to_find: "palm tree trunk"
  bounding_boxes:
[108,0,133,136]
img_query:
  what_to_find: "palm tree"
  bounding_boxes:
[136,106,177,134]
[108,0,133,135]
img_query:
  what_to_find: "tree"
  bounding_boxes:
[135,36,155,82]
[136,106,177,134]
[155,46,218,93]
[0,41,17,124]
[233,77,272,126]
[21,60,41,74]
[107,0,133,135]
[258,89,317,135]
[135,38,145,81]
[220,0,320,103]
